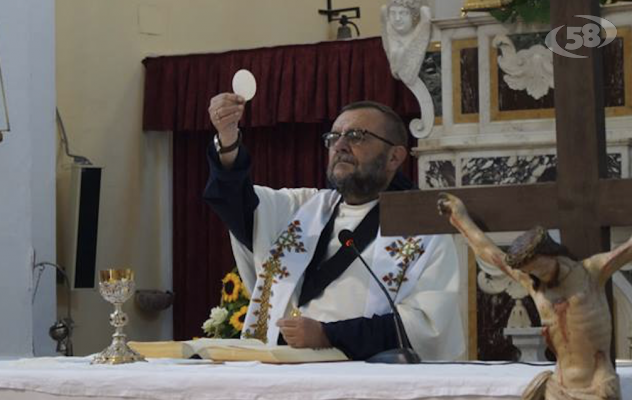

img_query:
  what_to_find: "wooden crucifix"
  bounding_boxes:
[380,0,632,357]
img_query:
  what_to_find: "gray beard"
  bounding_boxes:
[327,152,390,201]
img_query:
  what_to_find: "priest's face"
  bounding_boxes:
[326,108,395,203]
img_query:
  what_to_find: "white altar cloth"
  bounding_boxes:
[0,357,631,400]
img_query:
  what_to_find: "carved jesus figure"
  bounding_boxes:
[437,193,632,400]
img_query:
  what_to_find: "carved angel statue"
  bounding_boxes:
[438,192,632,400]
[493,35,554,101]
[381,0,435,138]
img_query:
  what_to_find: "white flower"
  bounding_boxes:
[201,318,214,335]
[210,307,229,325]
[202,307,229,335]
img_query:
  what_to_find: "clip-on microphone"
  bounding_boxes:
[338,229,421,364]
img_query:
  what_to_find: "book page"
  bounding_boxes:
[182,338,264,359]
[129,339,347,363]
[128,341,186,359]
[201,345,348,364]
[128,338,265,359]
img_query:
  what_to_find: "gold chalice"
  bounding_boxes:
[92,269,145,364]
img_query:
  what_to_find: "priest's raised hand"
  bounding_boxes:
[208,93,245,168]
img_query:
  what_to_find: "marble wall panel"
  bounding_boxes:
[462,155,556,186]
[460,47,479,116]
[604,37,626,108]
[420,49,443,118]
[462,153,621,187]
[425,160,456,188]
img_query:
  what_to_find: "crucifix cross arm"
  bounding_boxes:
[380,177,632,260]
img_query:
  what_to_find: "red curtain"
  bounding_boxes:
[144,38,420,340]
[143,38,419,131]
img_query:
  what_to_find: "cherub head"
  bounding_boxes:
[387,0,423,35]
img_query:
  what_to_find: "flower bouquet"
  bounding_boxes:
[201,269,250,338]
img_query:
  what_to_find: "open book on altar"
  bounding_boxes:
[128,338,349,364]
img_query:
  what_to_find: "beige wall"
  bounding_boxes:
[56,0,387,355]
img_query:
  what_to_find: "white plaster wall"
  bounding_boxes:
[427,0,466,20]
[0,0,56,357]
[56,0,390,355]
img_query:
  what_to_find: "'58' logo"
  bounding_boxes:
[545,16,618,59]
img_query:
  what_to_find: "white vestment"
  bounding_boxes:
[230,186,465,360]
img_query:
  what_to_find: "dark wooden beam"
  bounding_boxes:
[380,183,559,236]
[598,179,632,226]
[551,0,609,259]
[551,0,613,363]
[380,179,632,237]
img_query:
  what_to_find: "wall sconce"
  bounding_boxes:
[461,0,513,15]
[318,0,361,40]
[33,261,74,356]
[0,53,10,143]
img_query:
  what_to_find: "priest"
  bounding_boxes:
[204,93,464,361]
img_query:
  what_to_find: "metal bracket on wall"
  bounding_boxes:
[318,0,360,22]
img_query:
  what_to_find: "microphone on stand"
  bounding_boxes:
[338,229,421,364]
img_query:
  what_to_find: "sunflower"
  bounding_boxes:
[229,305,248,332]
[222,272,242,303]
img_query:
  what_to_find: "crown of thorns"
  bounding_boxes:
[505,226,570,268]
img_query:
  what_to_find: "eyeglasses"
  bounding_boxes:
[321,129,396,149]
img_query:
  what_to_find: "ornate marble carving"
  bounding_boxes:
[492,34,554,101]
[381,0,435,138]
[476,277,541,361]
[488,30,630,119]
[478,268,531,328]
[478,256,548,361]
[477,252,546,361]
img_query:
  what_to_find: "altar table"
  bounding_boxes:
[0,357,631,400]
